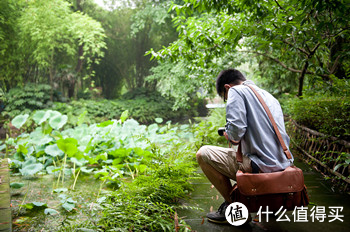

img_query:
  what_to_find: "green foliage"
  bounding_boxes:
[282,96,350,140]
[147,54,245,109]
[7,108,201,231]
[6,109,198,180]
[88,0,179,99]
[333,152,350,172]
[3,83,53,118]
[99,157,195,231]
[10,182,25,189]
[20,162,44,176]
[52,89,206,125]
[1,0,106,95]
[151,0,350,98]
[44,208,59,216]
[3,92,189,128]
[11,114,29,129]
[21,201,47,211]
[101,196,177,232]
[192,107,227,148]
[304,76,350,97]
[18,0,106,68]
[0,0,24,90]
[0,87,6,103]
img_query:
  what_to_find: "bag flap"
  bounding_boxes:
[236,166,305,196]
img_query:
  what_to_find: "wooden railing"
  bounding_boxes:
[286,118,350,191]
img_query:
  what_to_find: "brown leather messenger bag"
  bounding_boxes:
[230,84,309,213]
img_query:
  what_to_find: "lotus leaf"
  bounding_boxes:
[11,114,29,129]
[10,182,25,189]
[56,138,78,156]
[32,110,50,125]
[49,114,68,130]
[20,163,44,176]
[44,208,59,215]
[45,144,64,157]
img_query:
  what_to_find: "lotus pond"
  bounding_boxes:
[1,109,222,231]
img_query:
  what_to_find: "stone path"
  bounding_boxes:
[178,157,350,232]
[0,159,11,232]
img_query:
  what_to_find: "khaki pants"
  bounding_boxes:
[198,145,252,180]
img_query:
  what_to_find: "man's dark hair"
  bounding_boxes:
[216,69,246,97]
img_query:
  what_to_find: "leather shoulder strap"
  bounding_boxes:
[246,85,292,159]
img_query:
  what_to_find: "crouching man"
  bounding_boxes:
[196,69,293,224]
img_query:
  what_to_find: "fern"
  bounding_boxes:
[2,83,53,118]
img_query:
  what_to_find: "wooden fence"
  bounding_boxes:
[286,118,350,191]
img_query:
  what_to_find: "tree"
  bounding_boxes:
[150,0,350,97]
[81,0,179,98]
[4,0,106,99]
[91,6,134,99]
[125,0,179,90]
[0,0,24,90]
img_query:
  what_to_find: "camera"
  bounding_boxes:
[218,127,225,136]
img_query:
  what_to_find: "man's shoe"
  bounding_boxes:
[206,201,230,224]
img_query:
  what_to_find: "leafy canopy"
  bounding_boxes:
[19,0,106,68]
[149,0,350,98]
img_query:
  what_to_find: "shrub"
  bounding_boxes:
[99,161,195,231]
[52,88,207,125]
[282,96,350,140]
[2,83,53,118]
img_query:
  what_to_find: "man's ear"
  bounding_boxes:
[224,84,231,89]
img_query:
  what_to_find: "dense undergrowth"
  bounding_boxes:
[279,81,350,189]
[0,85,207,125]
[282,96,350,141]
[280,78,350,142]
[0,107,225,231]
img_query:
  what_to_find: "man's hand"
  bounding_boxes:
[223,132,240,145]
[223,131,230,141]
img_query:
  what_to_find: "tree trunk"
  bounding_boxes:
[73,0,84,99]
[298,61,309,97]
[68,77,75,99]
[49,66,54,101]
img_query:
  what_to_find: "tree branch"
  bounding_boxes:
[292,31,296,44]
[330,55,341,74]
[283,39,309,56]
[304,42,311,54]
[315,54,325,71]
[243,50,304,73]
[274,0,285,11]
[310,42,320,54]
[330,27,350,38]
[242,50,329,78]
